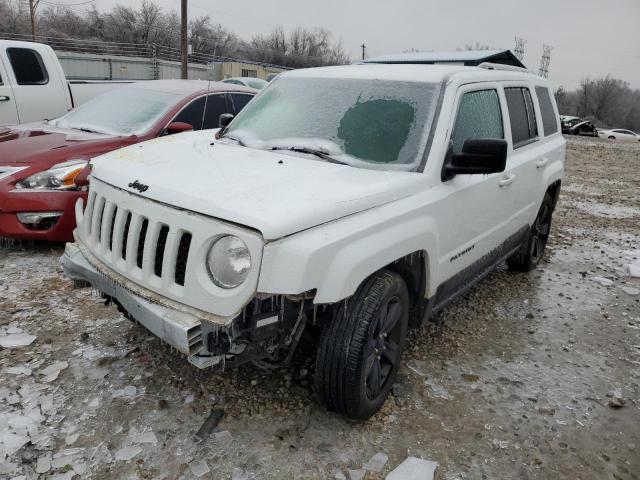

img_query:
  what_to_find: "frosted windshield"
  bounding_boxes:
[55,88,181,136]
[224,77,440,169]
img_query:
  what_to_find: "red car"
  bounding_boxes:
[0,80,256,242]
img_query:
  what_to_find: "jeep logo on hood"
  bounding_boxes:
[128,180,149,193]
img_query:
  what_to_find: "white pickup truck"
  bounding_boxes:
[0,40,129,126]
[62,62,564,419]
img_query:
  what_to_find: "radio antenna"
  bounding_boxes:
[200,61,213,130]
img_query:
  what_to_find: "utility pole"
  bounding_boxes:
[180,0,188,79]
[29,0,40,41]
[361,43,366,61]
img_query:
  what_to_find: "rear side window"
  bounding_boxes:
[505,87,538,147]
[202,94,230,129]
[535,86,558,136]
[174,97,205,130]
[7,48,48,85]
[230,93,253,115]
[451,89,503,154]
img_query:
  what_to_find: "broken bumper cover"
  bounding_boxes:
[61,242,207,357]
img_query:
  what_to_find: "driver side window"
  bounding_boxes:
[451,89,503,154]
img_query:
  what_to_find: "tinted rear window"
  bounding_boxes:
[505,87,538,147]
[535,86,558,136]
[7,48,48,85]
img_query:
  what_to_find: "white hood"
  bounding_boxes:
[90,132,426,240]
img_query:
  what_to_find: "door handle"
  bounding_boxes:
[499,173,516,187]
[536,157,549,169]
[0,96,10,102]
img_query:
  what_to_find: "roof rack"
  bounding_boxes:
[478,62,533,74]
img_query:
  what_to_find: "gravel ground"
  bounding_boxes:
[1,136,639,480]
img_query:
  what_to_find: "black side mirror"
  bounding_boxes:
[441,138,507,181]
[219,113,234,128]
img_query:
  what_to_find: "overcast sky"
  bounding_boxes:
[95,0,640,89]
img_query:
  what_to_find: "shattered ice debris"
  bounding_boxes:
[363,452,389,472]
[0,430,30,458]
[190,461,210,477]
[621,286,640,296]
[4,365,32,376]
[112,386,137,399]
[39,361,69,382]
[115,445,142,461]
[348,470,366,480]
[627,261,640,278]
[425,378,453,400]
[126,431,158,446]
[385,457,438,480]
[36,454,52,474]
[0,333,36,348]
[591,276,613,287]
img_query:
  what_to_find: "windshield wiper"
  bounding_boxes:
[221,134,247,147]
[270,146,348,165]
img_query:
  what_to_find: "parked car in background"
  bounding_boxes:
[598,128,640,141]
[560,115,597,136]
[222,77,269,90]
[0,80,256,241]
[0,40,134,126]
[63,62,564,419]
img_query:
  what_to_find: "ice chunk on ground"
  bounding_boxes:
[128,431,157,445]
[386,457,438,480]
[348,470,366,480]
[115,445,142,461]
[39,361,69,382]
[334,470,347,480]
[65,433,80,445]
[0,431,30,458]
[112,386,137,399]
[4,366,32,376]
[363,452,388,472]
[425,378,453,400]
[591,276,613,287]
[0,334,36,348]
[628,261,640,278]
[621,286,640,295]
[35,454,51,474]
[190,461,210,477]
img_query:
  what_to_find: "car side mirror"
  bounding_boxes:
[441,139,507,182]
[165,122,193,135]
[219,113,234,128]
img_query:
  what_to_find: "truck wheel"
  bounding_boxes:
[315,270,409,420]
[507,193,554,272]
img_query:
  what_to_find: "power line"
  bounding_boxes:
[40,0,94,6]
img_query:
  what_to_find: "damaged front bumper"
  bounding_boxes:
[61,242,231,368]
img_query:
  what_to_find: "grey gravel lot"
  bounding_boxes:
[1,136,639,480]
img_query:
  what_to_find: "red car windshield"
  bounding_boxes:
[54,88,181,136]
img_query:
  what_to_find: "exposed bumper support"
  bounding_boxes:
[62,242,205,357]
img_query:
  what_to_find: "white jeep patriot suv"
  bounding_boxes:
[62,62,564,419]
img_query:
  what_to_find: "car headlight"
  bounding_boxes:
[206,235,251,289]
[16,159,87,190]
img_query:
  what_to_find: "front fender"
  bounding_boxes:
[257,195,440,304]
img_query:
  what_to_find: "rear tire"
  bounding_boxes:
[608,136,615,140]
[315,270,409,420]
[507,193,554,272]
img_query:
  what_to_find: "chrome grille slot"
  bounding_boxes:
[136,218,149,269]
[175,232,192,286]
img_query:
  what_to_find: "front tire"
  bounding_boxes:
[315,270,409,420]
[507,193,554,272]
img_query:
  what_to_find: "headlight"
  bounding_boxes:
[16,159,87,190]
[206,235,251,289]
